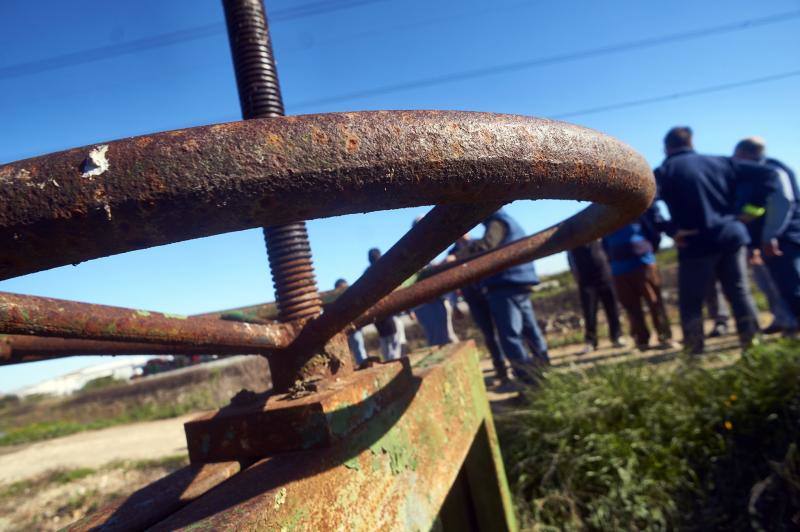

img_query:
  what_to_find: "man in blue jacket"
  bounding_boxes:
[454,209,549,385]
[655,127,760,354]
[734,137,800,328]
[602,206,674,352]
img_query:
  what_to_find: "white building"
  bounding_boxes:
[15,356,154,397]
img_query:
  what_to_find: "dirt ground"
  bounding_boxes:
[0,414,195,486]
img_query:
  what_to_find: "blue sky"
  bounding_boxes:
[1,0,798,391]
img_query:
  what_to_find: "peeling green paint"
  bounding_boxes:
[135,309,151,317]
[162,312,188,320]
[369,427,418,475]
[344,456,361,471]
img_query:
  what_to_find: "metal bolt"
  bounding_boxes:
[222,0,322,324]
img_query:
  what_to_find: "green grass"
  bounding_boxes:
[0,398,211,447]
[50,467,96,484]
[106,454,189,472]
[497,340,800,530]
[79,375,124,392]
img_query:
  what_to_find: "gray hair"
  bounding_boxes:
[734,136,766,159]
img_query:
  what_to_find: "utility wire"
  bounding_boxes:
[0,0,387,80]
[293,9,800,109]
[550,70,800,119]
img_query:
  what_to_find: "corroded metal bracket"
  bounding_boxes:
[184,350,415,462]
[68,342,517,531]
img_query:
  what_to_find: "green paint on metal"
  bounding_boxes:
[105,323,117,334]
[135,309,151,317]
[279,508,308,532]
[344,456,361,471]
[326,400,353,437]
[369,427,418,476]
[162,312,188,320]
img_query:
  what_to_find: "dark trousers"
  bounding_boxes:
[678,246,759,354]
[464,295,507,379]
[613,264,672,348]
[704,281,730,326]
[765,240,800,321]
[578,281,622,347]
[486,286,549,382]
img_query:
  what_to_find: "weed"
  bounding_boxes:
[497,339,800,530]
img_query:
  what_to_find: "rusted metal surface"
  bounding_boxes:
[185,356,413,462]
[65,461,243,532]
[148,342,517,531]
[224,0,324,325]
[0,334,249,366]
[0,111,653,282]
[0,291,294,350]
[268,330,356,397]
[263,224,323,322]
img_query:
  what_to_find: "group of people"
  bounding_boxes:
[569,128,799,358]
[337,127,798,388]
[338,209,551,391]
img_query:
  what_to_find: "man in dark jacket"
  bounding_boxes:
[567,240,625,353]
[655,126,760,354]
[734,137,800,327]
[449,234,509,384]
[454,209,549,384]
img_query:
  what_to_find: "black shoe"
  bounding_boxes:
[761,323,785,335]
[708,323,729,338]
[494,380,523,394]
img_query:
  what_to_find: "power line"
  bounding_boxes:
[550,70,800,119]
[206,69,800,125]
[279,0,533,55]
[293,10,800,109]
[0,0,387,81]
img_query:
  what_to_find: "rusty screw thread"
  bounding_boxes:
[223,0,322,323]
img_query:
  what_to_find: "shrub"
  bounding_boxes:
[497,340,800,530]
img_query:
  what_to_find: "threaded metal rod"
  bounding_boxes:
[222,0,322,323]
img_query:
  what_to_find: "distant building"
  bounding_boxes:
[15,356,155,397]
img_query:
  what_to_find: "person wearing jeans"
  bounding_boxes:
[751,252,797,333]
[656,127,762,354]
[449,234,508,383]
[704,281,731,337]
[335,278,368,364]
[486,286,549,376]
[733,138,800,331]
[453,209,549,387]
[678,248,759,353]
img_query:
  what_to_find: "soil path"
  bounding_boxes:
[0,414,195,485]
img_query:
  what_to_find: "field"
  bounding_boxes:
[0,248,796,530]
